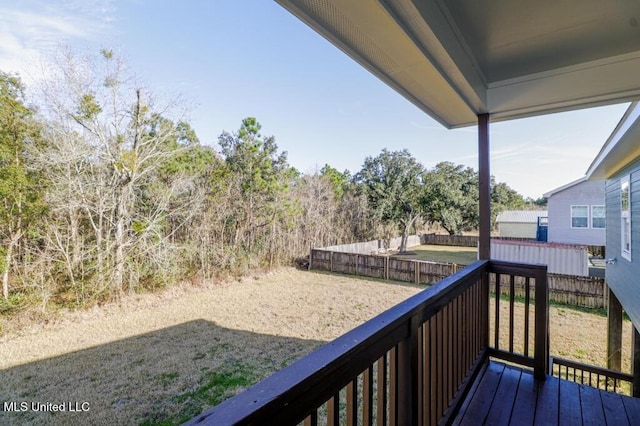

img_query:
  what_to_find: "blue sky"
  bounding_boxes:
[0,0,630,199]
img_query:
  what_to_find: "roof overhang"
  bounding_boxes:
[542,177,588,199]
[276,0,640,128]
[587,101,640,179]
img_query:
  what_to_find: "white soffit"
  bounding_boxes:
[276,0,640,128]
[587,102,640,180]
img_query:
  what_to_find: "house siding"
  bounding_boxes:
[547,179,605,245]
[606,158,640,328]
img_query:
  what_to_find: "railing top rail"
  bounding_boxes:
[551,356,634,382]
[185,260,489,426]
[489,259,548,278]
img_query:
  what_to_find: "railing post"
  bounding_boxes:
[397,316,419,426]
[534,266,549,380]
[633,326,640,397]
[482,263,490,350]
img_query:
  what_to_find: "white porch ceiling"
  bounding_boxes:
[276,0,640,128]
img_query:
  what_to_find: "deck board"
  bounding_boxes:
[484,365,520,424]
[579,383,606,426]
[534,375,559,425]
[457,362,504,425]
[558,379,582,425]
[600,390,630,426]
[452,361,640,425]
[509,367,537,426]
[622,393,640,422]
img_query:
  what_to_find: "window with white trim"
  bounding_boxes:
[591,205,605,229]
[571,205,588,228]
[621,176,631,260]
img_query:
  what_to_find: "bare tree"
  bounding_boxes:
[34,49,202,297]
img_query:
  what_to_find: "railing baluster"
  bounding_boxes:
[464,288,470,371]
[423,320,431,426]
[303,411,317,426]
[347,379,358,425]
[451,297,456,398]
[442,305,449,407]
[429,314,437,426]
[377,354,387,426]
[495,273,501,350]
[524,277,530,357]
[390,347,397,426]
[363,366,373,426]
[453,296,462,398]
[327,393,340,426]
[509,274,515,353]
[417,323,424,425]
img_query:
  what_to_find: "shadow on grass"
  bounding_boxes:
[0,320,323,425]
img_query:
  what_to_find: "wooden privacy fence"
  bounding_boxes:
[421,233,478,247]
[490,272,606,309]
[323,235,422,254]
[310,249,459,284]
[311,249,607,308]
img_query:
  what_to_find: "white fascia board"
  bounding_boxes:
[587,101,640,179]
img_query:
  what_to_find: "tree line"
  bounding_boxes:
[0,50,529,311]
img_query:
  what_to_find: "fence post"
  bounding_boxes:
[534,266,549,380]
[330,251,333,273]
[385,256,389,280]
[355,254,359,276]
[308,246,312,271]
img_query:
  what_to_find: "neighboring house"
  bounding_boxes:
[543,177,606,246]
[495,210,547,239]
[587,101,640,330]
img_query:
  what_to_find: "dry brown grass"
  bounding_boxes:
[0,269,423,425]
[0,268,631,425]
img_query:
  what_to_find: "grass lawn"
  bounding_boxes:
[392,244,478,265]
[0,268,631,425]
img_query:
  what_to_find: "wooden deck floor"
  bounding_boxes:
[453,361,640,425]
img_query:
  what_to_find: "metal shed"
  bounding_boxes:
[495,210,547,239]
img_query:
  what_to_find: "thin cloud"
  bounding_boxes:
[0,0,116,76]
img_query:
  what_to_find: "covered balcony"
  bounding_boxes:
[188,1,640,424]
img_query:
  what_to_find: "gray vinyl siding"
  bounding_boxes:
[547,179,605,245]
[606,158,640,329]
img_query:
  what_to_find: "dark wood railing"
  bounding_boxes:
[185,260,548,426]
[551,356,633,395]
[487,260,549,379]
